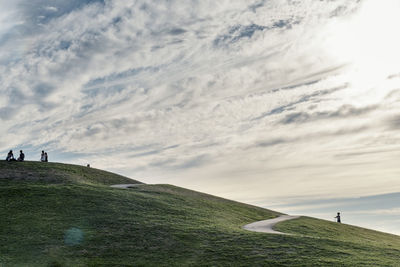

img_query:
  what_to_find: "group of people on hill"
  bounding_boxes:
[6,150,25,162]
[5,150,49,162]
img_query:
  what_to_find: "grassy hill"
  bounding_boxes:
[1,161,400,266]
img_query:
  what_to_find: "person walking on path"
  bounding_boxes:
[17,150,25,161]
[335,212,341,223]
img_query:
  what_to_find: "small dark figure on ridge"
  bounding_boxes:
[17,150,25,162]
[41,151,45,162]
[6,150,15,161]
[335,212,341,223]
[45,152,48,162]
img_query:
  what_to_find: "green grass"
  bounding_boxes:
[0,161,141,185]
[1,161,400,266]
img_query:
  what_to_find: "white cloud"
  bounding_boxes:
[1,0,400,208]
[44,6,58,12]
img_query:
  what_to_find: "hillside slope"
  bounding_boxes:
[1,161,400,266]
[0,161,141,185]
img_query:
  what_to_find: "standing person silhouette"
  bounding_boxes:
[44,152,48,162]
[335,212,341,223]
[41,151,46,162]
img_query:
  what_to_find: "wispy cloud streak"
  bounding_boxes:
[1,1,400,220]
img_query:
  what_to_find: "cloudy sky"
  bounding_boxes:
[1,0,400,234]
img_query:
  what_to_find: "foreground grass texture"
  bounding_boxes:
[1,161,400,266]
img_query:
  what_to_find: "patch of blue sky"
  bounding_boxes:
[21,0,105,25]
[214,24,267,46]
[82,84,127,98]
[82,63,169,94]
[84,67,147,89]
[248,0,266,13]
[214,19,297,47]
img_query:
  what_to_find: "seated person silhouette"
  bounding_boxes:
[17,150,25,162]
[6,150,15,161]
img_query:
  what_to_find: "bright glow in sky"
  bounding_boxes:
[1,0,400,234]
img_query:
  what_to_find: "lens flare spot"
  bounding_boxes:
[64,227,84,246]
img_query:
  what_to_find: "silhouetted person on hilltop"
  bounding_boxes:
[17,150,25,162]
[335,212,341,223]
[6,150,15,161]
[45,152,48,162]
[41,151,46,162]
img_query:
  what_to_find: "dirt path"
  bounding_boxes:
[243,215,300,235]
[110,184,141,189]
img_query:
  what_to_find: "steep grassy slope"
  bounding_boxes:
[276,217,400,266]
[1,161,400,266]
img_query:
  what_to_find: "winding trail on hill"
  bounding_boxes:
[243,215,300,235]
[111,184,299,236]
[110,184,141,189]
